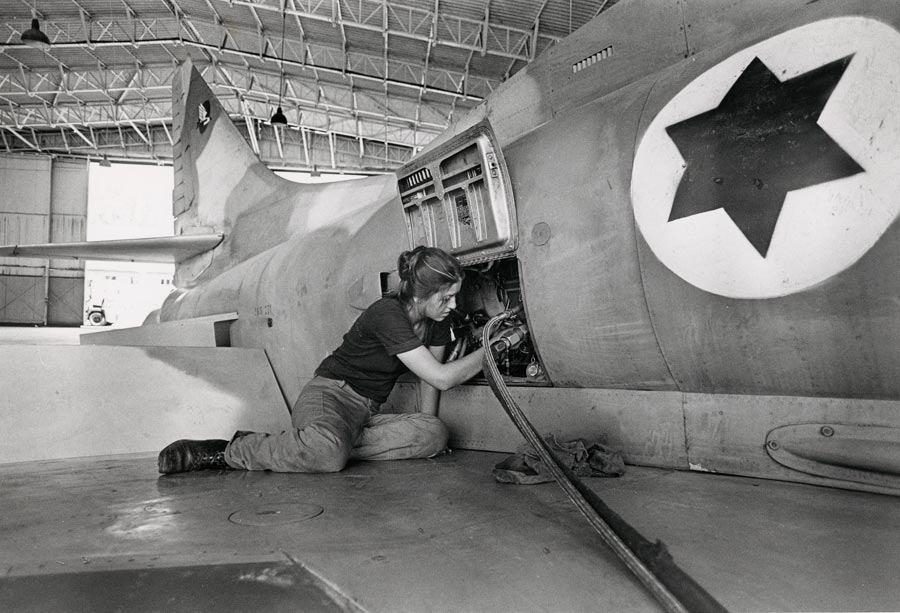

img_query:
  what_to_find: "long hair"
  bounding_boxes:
[397,246,463,305]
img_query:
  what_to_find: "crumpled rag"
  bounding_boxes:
[493,433,625,484]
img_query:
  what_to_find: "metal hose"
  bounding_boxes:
[481,310,727,613]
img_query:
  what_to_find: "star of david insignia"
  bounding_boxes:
[664,55,864,257]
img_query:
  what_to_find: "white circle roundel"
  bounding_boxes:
[631,17,900,299]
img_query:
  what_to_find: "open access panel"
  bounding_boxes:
[395,121,547,385]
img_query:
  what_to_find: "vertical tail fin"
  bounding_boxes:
[171,59,285,237]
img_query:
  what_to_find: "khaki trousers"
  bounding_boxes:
[224,376,449,472]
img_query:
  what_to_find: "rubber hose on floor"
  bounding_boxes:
[482,311,728,613]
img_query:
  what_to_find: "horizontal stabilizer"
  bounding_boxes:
[81,312,238,347]
[0,233,223,263]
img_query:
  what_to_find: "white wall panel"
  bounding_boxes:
[0,155,51,215]
[0,154,51,271]
[49,158,88,271]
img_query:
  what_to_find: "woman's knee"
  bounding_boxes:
[295,425,354,472]
[415,414,450,455]
[305,437,352,472]
[310,449,350,472]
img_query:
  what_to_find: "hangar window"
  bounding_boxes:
[396,122,516,265]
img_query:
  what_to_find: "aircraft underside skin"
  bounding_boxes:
[4,451,900,613]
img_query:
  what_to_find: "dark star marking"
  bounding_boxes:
[664,55,863,257]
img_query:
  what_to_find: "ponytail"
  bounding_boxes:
[397,246,463,305]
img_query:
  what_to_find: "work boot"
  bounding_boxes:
[158,439,231,474]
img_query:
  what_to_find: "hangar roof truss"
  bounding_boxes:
[0,0,615,172]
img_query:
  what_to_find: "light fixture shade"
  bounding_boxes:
[270,107,288,125]
[21,19,51,48]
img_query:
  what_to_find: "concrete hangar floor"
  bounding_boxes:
[1,329,898,612]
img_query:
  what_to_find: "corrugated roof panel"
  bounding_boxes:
[295,16,346,47]
[486,0,552,31]
[385,32,434,64]
[436,0,492,22]
[537,0,612,37]
[346,25,389,57]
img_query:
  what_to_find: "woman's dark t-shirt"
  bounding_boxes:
[315,297,452,403]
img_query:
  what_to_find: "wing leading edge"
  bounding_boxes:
[0,234,224,263]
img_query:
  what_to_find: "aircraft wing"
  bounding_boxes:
[0,233,223,263]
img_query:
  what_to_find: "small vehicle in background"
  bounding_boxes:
[85,299,111,326]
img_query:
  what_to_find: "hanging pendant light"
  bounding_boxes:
[21,18,51,49]
[270,107,287,125]
[270,10,288,125]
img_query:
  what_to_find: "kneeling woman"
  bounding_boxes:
[159,246,491,474]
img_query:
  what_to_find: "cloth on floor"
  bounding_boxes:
[493,433,625,484]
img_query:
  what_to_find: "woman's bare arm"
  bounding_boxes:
[398,344,486,391]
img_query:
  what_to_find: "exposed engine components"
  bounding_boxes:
[489,324,528,359]
[449,257,547,385]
